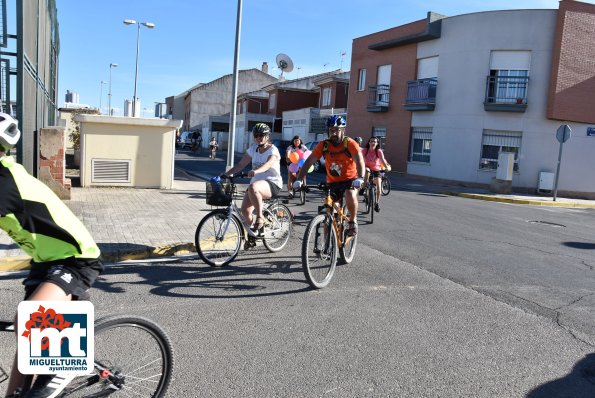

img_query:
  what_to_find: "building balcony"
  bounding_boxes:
[404,78,437,111]
[367,84,390,112]
[484,75,529,112]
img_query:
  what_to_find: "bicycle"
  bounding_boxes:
[1,314,174,397]
[361,172,378,224]
[380,169,391,196]
[300,182,358,289]
[195,173,293,267]
[289,176,307,205]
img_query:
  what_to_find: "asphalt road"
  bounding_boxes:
[0,149,593,397]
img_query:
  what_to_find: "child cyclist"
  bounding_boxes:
[0,113,104,398]
[285,135,308,198]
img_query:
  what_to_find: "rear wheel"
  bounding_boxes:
[381,177,391,196]
[262,203,292,252]
[302,214,337,289]
[63,315,174,397]
[195,210,242,266]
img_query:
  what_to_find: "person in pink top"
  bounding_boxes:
[362,136,390,212]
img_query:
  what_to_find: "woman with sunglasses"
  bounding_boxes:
[222,123,283,231]
[362,136,390,212]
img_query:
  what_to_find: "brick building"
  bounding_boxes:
[348,0,595,198]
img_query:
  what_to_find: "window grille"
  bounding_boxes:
[479,130,522,171]
[409,127,432,163]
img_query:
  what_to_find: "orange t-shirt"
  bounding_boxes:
[312,138,360,183]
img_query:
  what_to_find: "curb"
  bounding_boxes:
[0,242,197,272]
[449,192,595,208]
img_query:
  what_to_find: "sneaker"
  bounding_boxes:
[244,236,257,250]
[24,374,74,398]
[374,203,380,212]
[345,221,358,237]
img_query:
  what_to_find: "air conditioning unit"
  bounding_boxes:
[537,171,554,193]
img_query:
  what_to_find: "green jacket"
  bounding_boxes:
[0,155,100,262]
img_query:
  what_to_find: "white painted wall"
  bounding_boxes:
[409,10,595,194]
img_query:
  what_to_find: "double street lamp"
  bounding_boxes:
[123,19,155,117]
[108,63,118,116]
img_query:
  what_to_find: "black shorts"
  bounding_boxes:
[267,181,281,197]
[369,170,383,178]
[328,179,356,201]
[23,257,104,301]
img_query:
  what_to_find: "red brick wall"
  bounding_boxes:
[348,19,426,172]
[547,0,595,123]
[38,127,71,199]
[270,89,319,118]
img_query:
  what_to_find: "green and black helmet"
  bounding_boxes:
[252,123,271,136]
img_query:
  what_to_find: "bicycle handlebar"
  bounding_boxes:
[219,172,249,182]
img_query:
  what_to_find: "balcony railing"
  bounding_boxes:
[404,78,437,111]
[484,75,529,112]
[367,84,390,112]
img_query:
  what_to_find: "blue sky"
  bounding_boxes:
[55,0,575,117]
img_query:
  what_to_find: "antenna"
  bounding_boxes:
[275,53,294,79]
[340,51,347,70]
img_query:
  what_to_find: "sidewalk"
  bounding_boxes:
[390,174,595,209]
[0,170,210,271]
[1,168,594,271]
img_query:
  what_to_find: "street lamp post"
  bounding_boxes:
[99,81,107,114]
[123,19,155,118]
[108,63,118,116]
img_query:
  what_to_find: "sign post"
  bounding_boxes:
[553,124,571,201]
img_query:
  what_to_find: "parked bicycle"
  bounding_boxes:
[300,182,358,289]
[0,315,174,397]
[195,173,293,266]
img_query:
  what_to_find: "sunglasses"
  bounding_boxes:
[253,133,267,138]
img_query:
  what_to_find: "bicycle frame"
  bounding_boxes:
[313,184,353,249]
[215,175,285,241]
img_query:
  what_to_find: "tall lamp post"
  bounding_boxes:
[123,19,155,117]
[108,63,118,116]
[99,81,107,114]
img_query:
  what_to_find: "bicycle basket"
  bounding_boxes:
[206,181,233,206]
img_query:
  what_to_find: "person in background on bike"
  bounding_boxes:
[362,136,390,213]
[293,115,365,237]
[191,130,202,152]
[355,136,363,147]
[285,135,308,198]
[0,113,104,398]
[209,136,218,159]
[223,123,283,232]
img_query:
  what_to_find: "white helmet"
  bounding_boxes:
[0,113,20,151]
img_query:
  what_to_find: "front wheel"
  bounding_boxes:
[62,315,174,397]
[262,203,292,252]
[302,214,338,289]
[299,187,306,205]
[381,176,391,196]
[339,208,358,264]
[368,186,375,224]
[195,210,243,266]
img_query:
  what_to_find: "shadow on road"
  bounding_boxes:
[563,241,595,250]
[526,353,595,397]
[92,251,312,299]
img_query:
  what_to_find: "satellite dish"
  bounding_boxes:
[276,53,294,78]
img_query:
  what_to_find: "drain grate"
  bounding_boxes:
[527,220,566,228]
